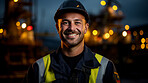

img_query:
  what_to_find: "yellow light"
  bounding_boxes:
[141,38,145,44]
[146,44,148,49]
[21,23,27,29]
[133,31,137,36]
[14,0,18,2]
[139,30,144,35]
[100,0,106,6]
[146,38,148,43]
[112,5,118,11]
[16,21,20,26]
[92,30,98,36]
[131,44,136,51]
[125,25,130,30]
[122,31,127,37]
[0,29,3,33]
[103,33,110,40]
[141,44,145,49]
[109,30,114,35]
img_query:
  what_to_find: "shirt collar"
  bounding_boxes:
[50,45,101,73]
[75,45,101,70]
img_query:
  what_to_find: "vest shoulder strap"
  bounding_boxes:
[36,58,44,82]
[89,54,103,83]
[36,54,56,83]
[96,54,109,83]
[89,54,109,83]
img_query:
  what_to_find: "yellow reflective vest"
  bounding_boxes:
[25,46,120,83]
[36,54,109,83]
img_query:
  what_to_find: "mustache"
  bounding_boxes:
[64,29,81,35]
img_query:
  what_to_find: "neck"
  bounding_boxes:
[61,40,84,57]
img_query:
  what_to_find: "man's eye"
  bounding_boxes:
[75,22,81,25]
[62,21,69,25]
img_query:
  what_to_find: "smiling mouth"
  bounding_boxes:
[65,33,78,39]
[68,34,77,36]
[64,29,81,39]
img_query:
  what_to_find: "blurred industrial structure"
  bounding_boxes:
[84,0,148,82]
[0,0,49,82]
[84,0,125,45]
[0,0,148,83]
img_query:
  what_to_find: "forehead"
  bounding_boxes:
[60,12,85,21]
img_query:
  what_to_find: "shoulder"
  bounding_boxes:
[31,54,51,69]
[94,53,115,71]
[94,53,110,64]
[95,54,120,82]
[32,54,52,76]
[103,58,119,83]
[95,53,117,72]
[36,50,55,64]
[35,54,51,65]
[34,50,56,67]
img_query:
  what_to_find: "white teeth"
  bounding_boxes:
[69,34,76,36]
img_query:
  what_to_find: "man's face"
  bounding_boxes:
[56,12,89,47]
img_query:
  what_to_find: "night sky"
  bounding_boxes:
[36,0,148,36]
[1,0,148,36]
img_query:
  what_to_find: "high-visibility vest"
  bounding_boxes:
[36,53,109,83]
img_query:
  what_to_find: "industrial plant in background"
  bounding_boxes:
[0,0,36,44]
[84,0,148,61]
[85,0,148,80]
[0,0,44,82]
[84,0,127,45]
[0,0,148,82]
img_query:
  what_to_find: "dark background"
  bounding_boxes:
[0,0,148,83]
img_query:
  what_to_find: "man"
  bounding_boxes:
[24,0,120,83]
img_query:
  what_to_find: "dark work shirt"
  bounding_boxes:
[62,50,84,72]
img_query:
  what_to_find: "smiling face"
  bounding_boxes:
[56,12,89,47]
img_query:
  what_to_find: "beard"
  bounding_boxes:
[60,28,84,47]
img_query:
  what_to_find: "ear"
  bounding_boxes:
[84,23,89,34]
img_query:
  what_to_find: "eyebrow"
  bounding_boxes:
[62,19,69,21]
[74,19,82,22]
[62,19,82,22]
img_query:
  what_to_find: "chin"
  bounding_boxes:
[66,39,84,47]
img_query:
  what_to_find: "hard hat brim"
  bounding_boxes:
[54,8,89,23]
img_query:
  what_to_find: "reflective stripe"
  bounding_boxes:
[36,58,45,83]
[96,56,109,83]
[89,54,103,83]
[43,54,56,83]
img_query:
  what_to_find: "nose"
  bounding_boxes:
[68,21,76,31]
